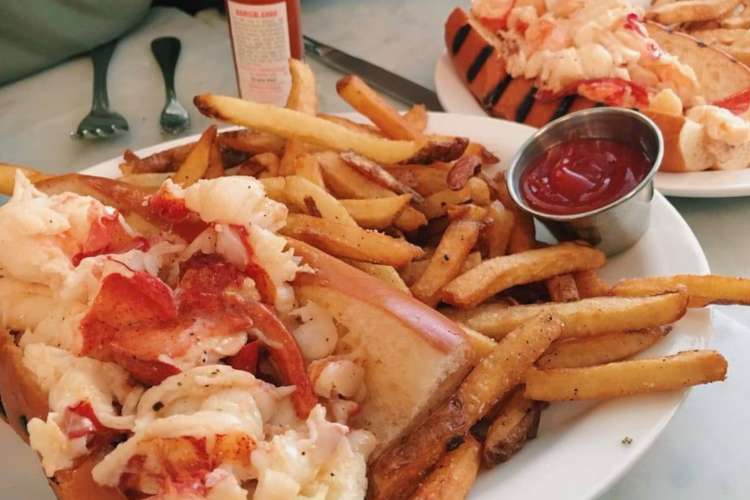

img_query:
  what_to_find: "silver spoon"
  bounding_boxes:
[151,37,190,135]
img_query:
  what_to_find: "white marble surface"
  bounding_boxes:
[0,3,748,499]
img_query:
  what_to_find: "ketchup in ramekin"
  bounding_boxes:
[520,138,651,216]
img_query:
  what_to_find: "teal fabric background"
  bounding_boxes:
[0,0,151,85]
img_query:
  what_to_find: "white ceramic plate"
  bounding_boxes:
[1,113,713,500]
[435,52,750,198]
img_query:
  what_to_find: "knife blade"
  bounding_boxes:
[304,35,444,111]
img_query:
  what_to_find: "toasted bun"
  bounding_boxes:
[0,331,125,499]
[288,239,474,457]
[642,110,712,172]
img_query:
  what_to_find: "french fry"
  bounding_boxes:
[285,59,318,115]
[400,258,430,286]
[411,218,483,306]
[467,177,491,206]
[446,292,688,340]
[574,270,611,298]
[412,436,481,500]
[281,213,423,266]
[611,274,750,307]
[279,138,307,176]
[369,313,562,500]
[462,251,482,272]
[318,113,384,136]
[461,325,497,361]
[316,151,427,231]
[447,156,481,190]
[283,176,356,225]
[340,151,425,204]
[442,242,606,308]
[216,129,286,155]
[336,75,423,140]
[407,135,469,164]
[293,154,325,188]
[340,195,411,229]
[490,172,536,253]
[204,136,225,179]
[462,142,500,165]
[422,185,473,219]
[173,125,217,187]
[195,94,422,164]
[346,260,411,294]
[259,176,286,203]
[646,0,742,25]
[546,274,580,302]
[483,201,514,258]
[0,163,52,195]
[525,350,728,401]
[536,328,667,369]
[387,162,453,196]
[119,143,193,174]
[482,388,542,466]
[402,104,428,133]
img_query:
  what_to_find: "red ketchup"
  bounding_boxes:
[520,138,651,215]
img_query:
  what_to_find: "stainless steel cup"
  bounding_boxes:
[506,107,663,256]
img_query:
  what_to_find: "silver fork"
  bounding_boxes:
[73,39,129,140]
[151,37,190,135]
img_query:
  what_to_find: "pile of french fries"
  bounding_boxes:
[2,59,747,500]
[648,0,750,64]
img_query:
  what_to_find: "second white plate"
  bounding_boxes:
[434,52,750,198]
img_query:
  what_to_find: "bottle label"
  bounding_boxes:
[227,0,292,105]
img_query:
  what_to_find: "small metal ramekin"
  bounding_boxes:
[506,107,663,256]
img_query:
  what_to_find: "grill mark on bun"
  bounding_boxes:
[515,86,537,123]
[483,75,512,110]
[467,46,494,83]
[551,94,577,121]
[452,24,471,54]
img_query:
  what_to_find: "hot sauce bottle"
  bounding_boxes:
[226,0,303,105]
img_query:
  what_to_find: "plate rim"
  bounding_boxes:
[434,51,750,199]
[79,111,712,500]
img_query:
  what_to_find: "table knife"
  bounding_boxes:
[303,35,444,111]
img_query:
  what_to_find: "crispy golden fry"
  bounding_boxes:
[462,142,500,165]
[403,104,428,133]
[574,270,611,298]
[411,219,483,306]
[258,176,286,202]
[204,136,225,179]
[340,151,424,204]
[526,350,727,401]
[316,151,426,231]
[369,313,562,500]
[462,251,482,272]
[293,154,325,188]
[346,260,411,294]
[317,113,384,137]
[461,325,497,361]
[340,195,411,229]
[447,156,481,191]
[386,162,452,197]
[442,242,606,308]
[286,59,318,115]
[412,436,481,500]
[447,292,688,339]
[536,328,667,369]
[173,125,217,187]
[195,94,423,164]
[611,274,750,307]
[546,274,580,302]
[467,177,491,206]
[336,74,423,140]
[482,201,514,258]
[118,172,171,188]
[216,129,286,155]
[119,143,193,174]
[281,213,423,266]
[482,388,542,466]
[407,135,469,165]
[400,258,430,286]
[422,185,473,219]
[647,0,741,25]
[0,163,52,195]
[284,176,356,226]
[279,138,307,176]
[490,172,535,253]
